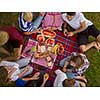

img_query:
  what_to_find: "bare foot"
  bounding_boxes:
[93,41,100,51]
[96,41,100,49]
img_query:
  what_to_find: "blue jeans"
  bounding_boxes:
[16,58,33,77]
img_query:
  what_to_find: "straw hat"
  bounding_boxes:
[0,31,9,46]
[23,12,33,21]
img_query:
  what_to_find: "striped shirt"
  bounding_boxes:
[18,12,43,32]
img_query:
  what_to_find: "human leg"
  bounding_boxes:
[88,25,100,50]
[79,41,96,53]
[20,66,33,77]
[78,29,97,52]
[96,35,100,49]
[0,47,10,56]
[16,58,31,68]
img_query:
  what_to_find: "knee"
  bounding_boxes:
[97,35,100,42]
[80,46,86,53]
[29,67,33,73]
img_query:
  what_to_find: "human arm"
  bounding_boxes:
[62,22,68,36]
[24,28,42,35]
[75,76,87,83]
[68,21,87,37]
[17,44,23,59]
[7,67,17,79]
[17,66,30,78]
[41,73,49,87]
[22,72,40,81]
[23,12,45,35]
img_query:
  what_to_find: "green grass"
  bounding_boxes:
[0,12,100,87]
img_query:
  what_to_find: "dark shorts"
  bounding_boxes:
[77,25,100,46]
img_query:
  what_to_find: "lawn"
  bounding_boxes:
[0,12,100,87]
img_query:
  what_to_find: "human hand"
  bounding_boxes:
[68,32,74,37]
[63,29,68,36]
[43,73,49,82]
[62,67,67,72]
[32,72,40,80]
[40,12,45,16]
[25,66,30,71]
[17,54,21,60]
[36,27,42,33]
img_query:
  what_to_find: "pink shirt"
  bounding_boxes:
[42,12,64,30]
[0,26,24,45]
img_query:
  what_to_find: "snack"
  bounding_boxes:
[47,61,53,67]
[52,44,59,55]
[45,38,55,46]
[46,56,52,62]
[37,44,46,53]
[40,45,46,53]
[47,46,52,51]
[39,51,51,58]
[44,73,49,79]
[37,34,45,43]
[42,30,56,38]
[34,52,40,59]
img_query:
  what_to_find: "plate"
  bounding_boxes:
[42,30,56,38]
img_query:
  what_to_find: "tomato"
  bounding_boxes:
[37,35,45,43]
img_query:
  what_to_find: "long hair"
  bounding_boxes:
[70,55,84,68]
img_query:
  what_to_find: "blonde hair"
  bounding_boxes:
[23,12,33,21]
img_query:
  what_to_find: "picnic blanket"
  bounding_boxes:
[21,30,80,86]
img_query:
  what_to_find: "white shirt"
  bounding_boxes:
[62,12,93,30]
[0,61,20,81]
[53,69,67,87]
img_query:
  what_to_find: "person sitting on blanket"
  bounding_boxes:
[42,12,64,31]
[0,26,24,60]
[53,69,87,87]
[0,57,49,87]
[0,58,33,83]
[62,12,100,52]
[59,52,90,78]
[18,12,45,35]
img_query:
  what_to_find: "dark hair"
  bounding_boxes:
[66,12,76,16]
[0,67,8,86]
[70,55,84,68]
[63,79,75,87]
[0,67,15,86]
